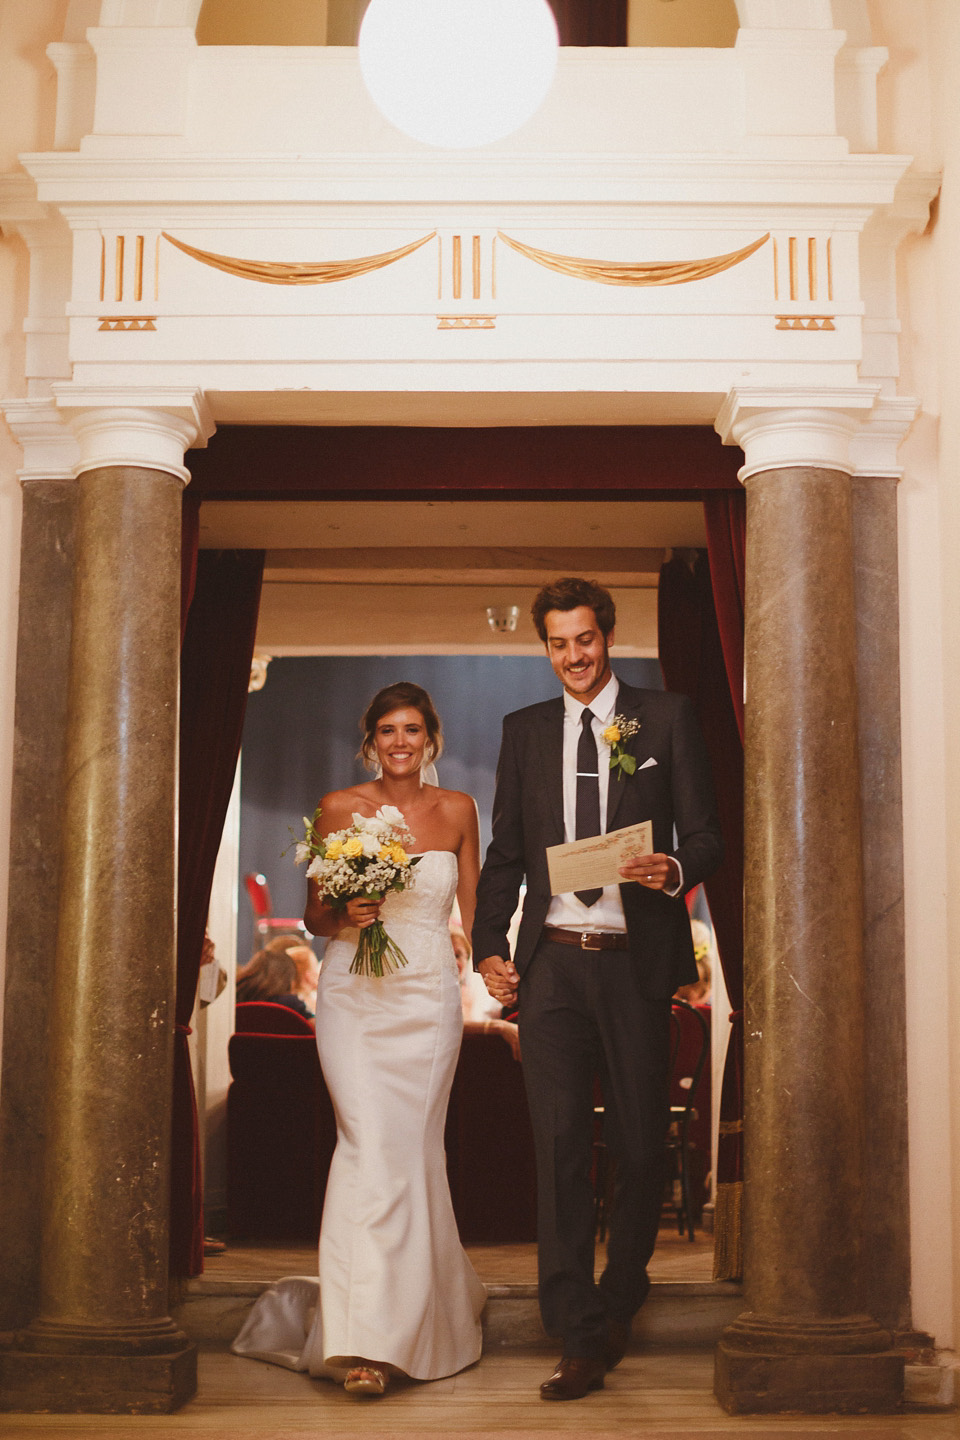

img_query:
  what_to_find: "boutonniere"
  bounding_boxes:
[602,713,642,779]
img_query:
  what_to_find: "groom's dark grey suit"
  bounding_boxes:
[472,679,722,1357]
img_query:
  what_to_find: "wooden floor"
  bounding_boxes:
[8,1229,950,1437]
[4,1349,958,1439]
[201,1223,716,1287]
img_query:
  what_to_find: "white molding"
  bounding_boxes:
[19,152,915,212]
[51,385,215,482]
[2,399,78,481]
[716,385,880,480]
[47,42,97,154]
[0,175,45,226]
[849,396,919,479]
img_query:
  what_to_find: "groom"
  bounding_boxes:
[472,576,722,1401]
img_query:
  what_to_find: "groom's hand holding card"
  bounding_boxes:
[546,821,655,896]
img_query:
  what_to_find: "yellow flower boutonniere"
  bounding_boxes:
[602,713,642,780]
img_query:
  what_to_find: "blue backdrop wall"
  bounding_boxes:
[237,653,663,960]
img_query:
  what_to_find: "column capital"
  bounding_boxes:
[716,386,880,483]
[2,398,78,481]
[50,385,214,485]
[849,396,919,479]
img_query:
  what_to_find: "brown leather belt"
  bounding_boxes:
[542,925,629,952]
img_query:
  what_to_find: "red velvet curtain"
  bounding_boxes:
[658,495,745,1278]
[704,492,745,744]
[547,0,627,45]
[170,527,265,1278]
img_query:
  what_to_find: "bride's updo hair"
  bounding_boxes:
[359,681,444,769]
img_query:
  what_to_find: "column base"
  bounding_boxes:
[0,1343,197,1414]
[714,1342,905,1414]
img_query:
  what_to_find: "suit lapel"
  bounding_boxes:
[605,684,643,832]
[541,697,565,841]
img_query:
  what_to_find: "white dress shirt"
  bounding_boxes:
[545,674,628,933]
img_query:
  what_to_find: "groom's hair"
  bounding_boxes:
[531,577,616,642]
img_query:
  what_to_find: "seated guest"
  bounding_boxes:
[673,917,714,1006]
[451,921,521,1061]
[236,933,320,1018]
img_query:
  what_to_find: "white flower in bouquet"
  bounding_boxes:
[376,804,405,828]
[294,805,420,977]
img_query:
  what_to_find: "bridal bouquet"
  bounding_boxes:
[294,805,420,977]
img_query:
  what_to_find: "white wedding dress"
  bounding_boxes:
[232,850,486,1382]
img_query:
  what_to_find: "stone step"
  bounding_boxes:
[171,1277,744,1352]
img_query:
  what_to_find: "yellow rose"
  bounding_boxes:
[343,836,363,858]
[603,724,621,744]
[390,844,409,865]
[325,839,343,859]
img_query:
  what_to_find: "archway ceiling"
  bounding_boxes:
[201,496,705,657]
[205,389,723,428]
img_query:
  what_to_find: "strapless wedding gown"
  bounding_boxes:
[232,850,486,1381]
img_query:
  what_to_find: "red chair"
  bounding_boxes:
[666,999,711,1240]
[593,1001,712,1243]
[234,1000,314,1036]
[226,1001,336,1241]
[445,1030,537,1243]
[243,871,308,949]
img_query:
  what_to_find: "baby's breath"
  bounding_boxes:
[293,805,419,977]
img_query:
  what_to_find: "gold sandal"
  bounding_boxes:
[344,1364,389,1397]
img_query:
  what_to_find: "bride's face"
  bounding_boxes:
[374,706,428,779]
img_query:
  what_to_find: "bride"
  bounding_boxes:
[232,681,487,1397]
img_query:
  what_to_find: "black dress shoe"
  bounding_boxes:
[605,1318,631,1369]
[539,1355,607,1401]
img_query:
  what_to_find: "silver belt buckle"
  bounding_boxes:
[581,932,602,950]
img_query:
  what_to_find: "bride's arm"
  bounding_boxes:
[453,794,482,946]
[303,792,382,936]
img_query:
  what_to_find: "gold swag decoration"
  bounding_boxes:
[496,230,769,287]
[162,230,437,286]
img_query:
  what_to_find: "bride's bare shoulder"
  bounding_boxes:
[317,783,377,832]
[433,787,479,824]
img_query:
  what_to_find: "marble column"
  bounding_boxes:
[0,404,78,1333]
[851,473,910,1336]
[0,397,212,1415]
[712,393,904,1414]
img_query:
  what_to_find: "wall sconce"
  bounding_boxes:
[358,0,559,149]
[249,654,272,692]
[486,605,520,634]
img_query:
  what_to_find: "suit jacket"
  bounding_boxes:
[472,680,723,1000]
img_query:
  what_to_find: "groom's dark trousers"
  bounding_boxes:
[472,681,722,1358]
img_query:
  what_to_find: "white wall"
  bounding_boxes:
[870,0,960,1347]
[0,0,70,1051]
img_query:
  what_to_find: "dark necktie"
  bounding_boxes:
[575,708,603,907]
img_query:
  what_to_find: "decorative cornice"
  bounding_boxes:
[716,386,881,481]
[0,174,44,227]
[848,397,919,479]
[162,229,436,286]
[51,385,215,484]
[496,231,768,288]
[2,398,78,482]
[17,152,916,214]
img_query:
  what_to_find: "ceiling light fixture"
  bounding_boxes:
[486,605,520,634]
[358,0,559,150]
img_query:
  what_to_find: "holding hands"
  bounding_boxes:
[479,954,519,1009]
